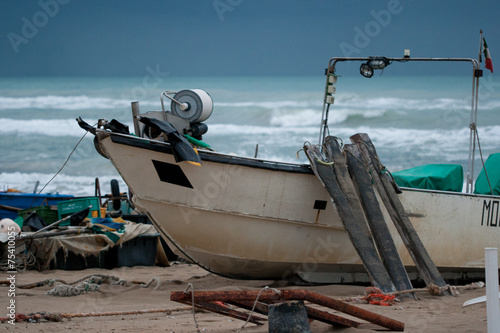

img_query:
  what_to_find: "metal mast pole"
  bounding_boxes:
[466,30,484,193]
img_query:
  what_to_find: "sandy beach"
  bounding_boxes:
[0,262,492,332]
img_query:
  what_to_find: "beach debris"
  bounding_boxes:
[0,218,21,233]
[2,273,168,294]
[0,307,193,324]
[463,292,500,307]
[46,280,102,297]
[364,292,397,306]
[363,287,397,306]
[338,282,486,304]
[184,283,202,333]
[140,276,162,290]
[45,274,124,296]
[0,239,35,271]
[29,206,91,236]
[170,287,405,331]
[2,278,67,289]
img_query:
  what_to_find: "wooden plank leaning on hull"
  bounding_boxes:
[304,142,396,293]
[350,133,448,291]
[344,143,415,296]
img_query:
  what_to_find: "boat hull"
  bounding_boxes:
[97,131,500,283]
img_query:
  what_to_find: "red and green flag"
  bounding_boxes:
[483,37,493,73]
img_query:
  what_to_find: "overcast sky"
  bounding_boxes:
[1,0,499,77]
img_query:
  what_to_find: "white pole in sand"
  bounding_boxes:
[485,247,500,333]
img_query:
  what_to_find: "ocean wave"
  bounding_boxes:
[2,94,499,117]
[270,108,322,127]
[207,124,320,136]
[0,95,158,110]
[207,123,500,149]
[335,95,500,112]
[216,96,500,128]
[215,97,471,112]
[2,114,499,147]
[215,100,321,109]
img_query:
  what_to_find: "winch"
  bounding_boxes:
[131,89,213,141]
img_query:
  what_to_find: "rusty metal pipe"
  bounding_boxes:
[171,290,283,302]
[291,290,404,332]
[170,289,404,331]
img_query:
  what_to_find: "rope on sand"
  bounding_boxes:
[45,275,128,296]
[3,274,141,295]
[46,281,103,296]
[338,282,485,304]
[65,274,122,286]
[1,278,68,289]
[10,274,160,289]
[184,283,201,333]
[3,274,164,297]
[10,274,119,290]
[0,306,193,324]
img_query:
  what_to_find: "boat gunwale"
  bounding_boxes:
[103,130,314,174]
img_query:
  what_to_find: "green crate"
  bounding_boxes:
[57,197,101,225]
[18,205,59,224]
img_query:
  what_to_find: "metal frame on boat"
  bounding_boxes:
[320,56,482,193]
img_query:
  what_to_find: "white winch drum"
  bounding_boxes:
[171,89,213,123]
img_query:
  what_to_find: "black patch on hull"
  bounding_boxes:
[152,160,193,189]
[313,200,327,210]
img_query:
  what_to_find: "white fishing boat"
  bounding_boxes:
[79,53,500,289]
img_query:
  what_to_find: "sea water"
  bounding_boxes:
[1,75,499,196]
